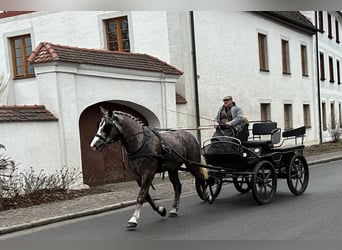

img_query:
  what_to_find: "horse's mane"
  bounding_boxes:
[113,111,144,126]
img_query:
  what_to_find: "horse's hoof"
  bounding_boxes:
[169,212,178,217]
[158,207,167,217]
[207,195,214,204]
[126,222,137,231]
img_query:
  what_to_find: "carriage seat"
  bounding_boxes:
[271,126,306,153]
[242,122,281,149]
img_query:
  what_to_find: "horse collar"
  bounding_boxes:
[125,126,151,159]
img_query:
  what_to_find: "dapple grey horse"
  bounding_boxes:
[90,107,206,230]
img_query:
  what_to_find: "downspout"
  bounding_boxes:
[315,11,323,144]
[190,11,201,142]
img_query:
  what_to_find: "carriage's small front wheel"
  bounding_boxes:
[251,160,277,205]
[287,154,309,195]
[233,175,252,193]
[195,177,222,202]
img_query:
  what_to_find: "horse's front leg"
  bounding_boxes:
[127,203,142,230]
[127,172,166,230]
[168,169,182,217]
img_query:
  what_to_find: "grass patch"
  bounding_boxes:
[304,140,342,156]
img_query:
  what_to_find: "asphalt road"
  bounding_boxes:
[2,160,342,240]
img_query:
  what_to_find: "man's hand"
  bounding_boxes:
[226,121,233,127]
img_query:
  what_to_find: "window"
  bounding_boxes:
[328,13,333,39]
[320,52,325,81]
[322,102,327,130]
[104,16,130,52]
[300,45,308,77]
[284,104,293,130]
[260,103,271,121]
[9,34,34,79]
[318,11,324,32]
[258,33,269,72]
[339,103,342,128]
[303,104,311,128]
[336,20,340,43]
[337,60,341,84]
[281,39,290,74]
[331,102,336,129]
[329,56,334,83]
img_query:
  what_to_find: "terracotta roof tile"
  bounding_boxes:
[0,11,35,19]
[0,105,58,122]
[28,42,183,75]
[176,93,187,104]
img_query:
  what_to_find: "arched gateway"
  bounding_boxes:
[79,101,148,186]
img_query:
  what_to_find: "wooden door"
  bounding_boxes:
[79,102,147,186]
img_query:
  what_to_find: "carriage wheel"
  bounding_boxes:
[251,160,277,205]
[195,177,222,202]
[233,175,252,193]
[286,154,309,195]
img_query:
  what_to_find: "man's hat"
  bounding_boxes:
[223,96,232,101]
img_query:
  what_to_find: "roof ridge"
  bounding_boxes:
[28,42,183,75]
[0,104,46,109]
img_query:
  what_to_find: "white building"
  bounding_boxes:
[302,11,342,143]
[0,11,181,186]
[167,11,318,144]
[0,11,324,186]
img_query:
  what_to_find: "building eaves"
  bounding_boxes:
[256,11,317,35]
[0,11,35,19]
[0,105,58,122]
[28,42,183,76]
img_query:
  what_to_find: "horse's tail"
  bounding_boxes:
[199,156,208,180]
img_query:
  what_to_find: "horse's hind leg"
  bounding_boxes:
[168,168,182,217]
[145,193,167,217]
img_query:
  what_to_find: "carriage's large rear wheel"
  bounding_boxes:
[286,154,309,195]
[195,176,222,203]
[251,160,277,205]
[233,175,252,193]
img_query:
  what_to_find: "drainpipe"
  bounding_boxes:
[190,11,201,142]
[315,11,323,144]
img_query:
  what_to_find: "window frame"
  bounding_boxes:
[335,19,340,43]
[337,59,341,84]
[300,44,308,77]
[281,39,291,75]
[9,34,35,79]
[260,103,271,121]
[258,33,269,72]
[339,103,342,128]
[104,16,130,52]
[328,12,333,39]
[318,11,324,32]
[320,52,326,81]
[303,104,311,128]
[329,56,335,83]
[322,102,327,131]
[331,101,336,129]
[284,104,293,130]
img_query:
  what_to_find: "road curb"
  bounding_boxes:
[0,200,136,235]
[307,156,342,166]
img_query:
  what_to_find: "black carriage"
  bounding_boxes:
[195,121,309,205]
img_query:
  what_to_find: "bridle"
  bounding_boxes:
[94,115,145,152]
[93,116,123,150]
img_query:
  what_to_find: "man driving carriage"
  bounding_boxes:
[213,95,248,141]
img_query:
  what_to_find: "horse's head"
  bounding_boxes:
[90,107,122,151]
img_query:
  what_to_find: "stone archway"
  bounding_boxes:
[79,101,148,186]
